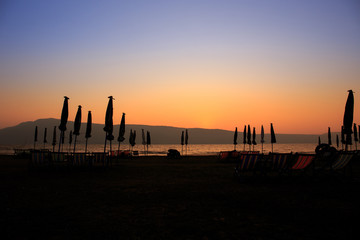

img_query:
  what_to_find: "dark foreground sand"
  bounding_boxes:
[1,155,360,239]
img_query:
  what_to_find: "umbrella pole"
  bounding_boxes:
[73,135,77,153]
[104,134,107,153]
[261,143,263,154]
[58,131,62,152]
[271,143,273,153]
[85,138,88,153]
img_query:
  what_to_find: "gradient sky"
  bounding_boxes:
[1,0,360,134]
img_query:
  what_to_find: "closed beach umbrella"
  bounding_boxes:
[34,126,38,150]
[341,126,345,149]
[354,123,358,150]
[252,127,257,149]
[343,90,354,150]
[142,129,146,154]
[181,131,184,154]
[336,134,339,149]
[52,126,56,152]
[73,105,82,153]
[132,130,136,147]
[247,125,251,150]
[233,127,238,150]
[261,125,265,153]
[58,96,69,151]
[85,111,92,153]
[43,127,47,149]
[318,136,321,145]
[328,127,332,145]
[117,113,126,152]
[185,129,189,155]
[270,123,276,152]
[146,131,151,154]
[243,125,246,151]
[104,96,114,152]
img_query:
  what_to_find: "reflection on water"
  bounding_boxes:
[1,143,320,156]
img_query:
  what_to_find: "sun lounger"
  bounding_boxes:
[71,153,89,166]
[31,151,49,165]
[268,153,292,174]
[92,152,109,166]
[234,152,262,177]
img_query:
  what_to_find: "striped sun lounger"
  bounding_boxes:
[234,153,261,177]
[31,151,48,165]
[270,153,292,171]
[291,154,315,170]
[329,152,354,171]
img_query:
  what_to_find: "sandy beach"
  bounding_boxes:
[1,154,359,239]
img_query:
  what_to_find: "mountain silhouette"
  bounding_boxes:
[0,118,323,145]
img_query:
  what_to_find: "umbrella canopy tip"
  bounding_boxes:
[64,96,69,99]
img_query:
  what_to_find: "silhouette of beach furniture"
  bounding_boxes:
[234,152,262,177]
[31,150,49,166]
[50,152,68,167]
[318,151,356,176]
[289,153,316,176]
[92,152,109,166]
[219,151,259,162]
[265,153,293,175]
[71,152,90,167]
[111,150,131,158]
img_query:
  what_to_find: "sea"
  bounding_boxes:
[1,143,320,156]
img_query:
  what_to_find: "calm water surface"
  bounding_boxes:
[1,143,320,155]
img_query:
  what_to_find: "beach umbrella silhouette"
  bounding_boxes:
[328,127,332,145]
[243,125,247,151]
[233,127,238,150]
[34,126,38,150]
[260,125,265,153]
[318,136,321,145]
[104,96,114,153]
[73,105,82,153]
[52,126,56,152]
[85,111,92,153]
[270,123,276,152]
[147,131,151,154]
[343,90,354,150]
[117,113,126,153]
[43,127,47,149]
[58,96,69,152]
[141,129,146,154]
[181,131,184,155]
[336,134,339,149]
[252,127,257,151]
[354,123,358,150]
[247,125,251,151]
[185,129,189,155]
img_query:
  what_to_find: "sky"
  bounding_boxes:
[0,0,360,134]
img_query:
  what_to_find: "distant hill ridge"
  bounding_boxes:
[0,118,323,145]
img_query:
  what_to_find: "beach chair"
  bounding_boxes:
[92,152,109,166]
[72,152,89,167]
[327,151,355,176]
[219,151,240,162]
[234,152,262,178]
[266,153,293,175]
[289,153,316,176]
[50,152,68,167]
[31,151,49,166]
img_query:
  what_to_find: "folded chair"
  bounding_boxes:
[290,153,316,176]
[267,153,293,175]
[234,152,262,177]
[31,151,49,166]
